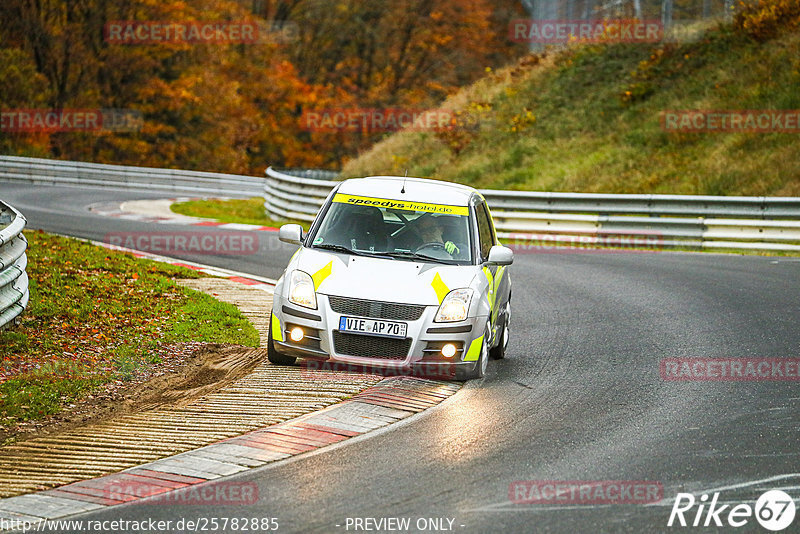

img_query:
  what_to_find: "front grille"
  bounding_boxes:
[332,331,411,360]
[328,296,425,321]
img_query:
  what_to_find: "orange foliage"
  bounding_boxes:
[735,0,800,41]
[0,0,523,171]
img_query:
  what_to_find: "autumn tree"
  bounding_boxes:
[1,0,524,171]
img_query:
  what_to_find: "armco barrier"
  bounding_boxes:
[265,167,800,252]
[0,155,265,197]
[264,167,338,223]
[0,200,29,329]
[1,156,797,252]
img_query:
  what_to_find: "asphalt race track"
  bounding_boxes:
[1,183,297,277]
[3,182,799,533]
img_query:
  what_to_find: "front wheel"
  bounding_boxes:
[267,330,297,366]
[489,303,510,360]
[456,328,489,381]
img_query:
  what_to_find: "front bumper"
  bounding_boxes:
[272,294,485,377]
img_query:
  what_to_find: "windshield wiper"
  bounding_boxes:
[381,251,453,264]
[313,243,368,256]
[313,244,451,263]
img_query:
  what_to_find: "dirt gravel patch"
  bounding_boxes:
[1,343,266,445]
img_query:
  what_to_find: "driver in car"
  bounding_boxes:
[415,214,461,257]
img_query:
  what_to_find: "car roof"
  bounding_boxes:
[336,176,478,206]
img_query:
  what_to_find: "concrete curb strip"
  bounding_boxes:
[88,198,279,233]
[0,378,460,526]
[87,237,279,287]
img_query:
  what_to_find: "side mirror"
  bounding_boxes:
[279,224,303,245]
[487,245,513,266]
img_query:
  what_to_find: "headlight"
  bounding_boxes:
[435,288,473,322]
[288,270,317,309]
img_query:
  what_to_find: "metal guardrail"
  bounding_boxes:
[1,156,796,253]
[264,167,338,223]
[0,156,266,197]
[265,167,800,252]
[0,200,29,330]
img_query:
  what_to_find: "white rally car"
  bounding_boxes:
[268,176,513,380]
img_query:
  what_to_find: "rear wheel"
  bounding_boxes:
[267,327,297,366]
[489,303,510,360]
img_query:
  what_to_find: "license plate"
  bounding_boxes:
[338,316,407,338]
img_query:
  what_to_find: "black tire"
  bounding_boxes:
[267,331,297,366]
[489,303,510,360]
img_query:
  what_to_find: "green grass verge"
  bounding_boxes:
[170,197,310,230]
[0,231,259,429]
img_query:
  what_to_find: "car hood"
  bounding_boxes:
[292,248,476,305]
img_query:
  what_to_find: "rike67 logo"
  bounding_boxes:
[668,490,796,531]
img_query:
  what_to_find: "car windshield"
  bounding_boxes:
[310,195,472,264]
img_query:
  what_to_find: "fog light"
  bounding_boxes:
[441,343,457,358]
[290,327,304,342]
